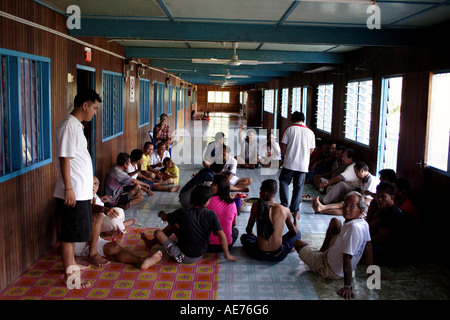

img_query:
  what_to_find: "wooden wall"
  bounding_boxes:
[197,84,247,113]
[0,0,193,291]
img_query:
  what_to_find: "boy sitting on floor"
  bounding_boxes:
[161,157,180,185]
[93,176,136,235]
[140,185,237,264]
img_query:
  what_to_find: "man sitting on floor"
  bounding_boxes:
[140,185,237,264]
[241,179,301,262]
[316,148,356,194]
[220,145,253,192]
[312,162,380,215]
[104,153,151,210]
[368,182,411,265]
[294,191,373,300]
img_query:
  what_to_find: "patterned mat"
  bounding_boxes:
[0,228,219,300]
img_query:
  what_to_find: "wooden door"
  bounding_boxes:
[246,89,262,127]
[396,72,430,198]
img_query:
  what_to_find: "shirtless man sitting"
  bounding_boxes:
[240,179,301,262]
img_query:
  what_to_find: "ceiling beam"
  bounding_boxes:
[125,47,345,64]
[70,20,418,47]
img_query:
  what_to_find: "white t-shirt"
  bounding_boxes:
[53,115,93,200]
[361,173,380,200]
[259,141,281,160]
[327,218,371,277]
[150,150,170,170]
[127,163,139,179]
[281,123,315,172]
[222,156,237,175]
[340,163,359,187]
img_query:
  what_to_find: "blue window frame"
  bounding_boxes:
[167,84,173,115]
[102,71,123,141]
[0,49,52,183]
[344,80,373,146]
[185,88,189,109]
[316,83,333,134]
[175,86,181,112]
[158,82,165,117]
[139,78,150,127]
[153,81,158,126]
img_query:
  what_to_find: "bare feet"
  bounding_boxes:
[170,185,180,192]
[312,197,322,213]
[141,232,157,250]
[146,189,154,196]
[64,277,91,289]
[140,250,163,269]
[88,253,110,267]
[124,218,137,227]
[64,267,91,289]
[76,263,91,271]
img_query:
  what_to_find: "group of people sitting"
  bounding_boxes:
[191,110,210,121]
[98,141,181,213]
[302,140,420,267]
[74,117,420,299]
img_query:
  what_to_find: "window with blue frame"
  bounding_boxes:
[167,84,173,115]
[281,88,289,118]
[102,71,123,141]
[180,87,184,110]
[316,83,333,133]
[139,78,150,127]
[175,86,181,112]
[291,87,301,114]
[0,49,52,183]
[185,88,189,109]
[158,82,165,117]
[264,89,274,113]
[344,80,373,146]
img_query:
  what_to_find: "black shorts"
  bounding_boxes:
[56,198,92,242]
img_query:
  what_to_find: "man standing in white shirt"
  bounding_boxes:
[53,89,103,289]
[279,112,316,215]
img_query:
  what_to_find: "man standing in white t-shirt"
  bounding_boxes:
[53,89,103,289]
[294,191,373,300]
[279,112,315,214]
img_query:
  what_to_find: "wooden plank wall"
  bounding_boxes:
[196,84,247,114]
[0,0,192,291]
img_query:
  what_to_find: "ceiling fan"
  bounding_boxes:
[210,79,237,87]
[192,42,283,66]
[209,70,249,79]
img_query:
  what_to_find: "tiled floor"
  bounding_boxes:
[125,113,450,300]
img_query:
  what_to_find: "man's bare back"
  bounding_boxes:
[253,202,297,252]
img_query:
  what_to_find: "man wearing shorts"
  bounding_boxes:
[294,191,373,300]
[53,89,103,289]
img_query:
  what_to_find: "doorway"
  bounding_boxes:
[377,76,403,173]
[77,65,96,170]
